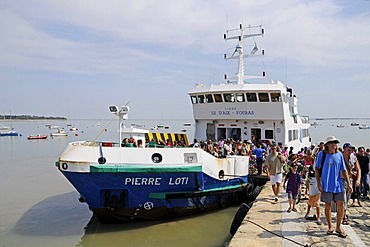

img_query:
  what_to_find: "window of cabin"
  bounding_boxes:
[271,93,281,102]
[214,94,223,102]
[198,95,205,103]
[205,94,214,103]
[246,93,257,102]
[191,96,198,104]
[223,93,235,102]
[236,93,245,102]
[258,93,269,102]
[265,130,274,139]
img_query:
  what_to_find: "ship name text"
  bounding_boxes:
[124,176,189,186]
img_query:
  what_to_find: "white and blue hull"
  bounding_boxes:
[57,141,251,222]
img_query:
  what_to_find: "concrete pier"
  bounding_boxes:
[229,181,370,247]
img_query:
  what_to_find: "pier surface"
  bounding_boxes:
[229,181,370,247]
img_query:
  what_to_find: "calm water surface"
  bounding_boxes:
[1,119,369,247]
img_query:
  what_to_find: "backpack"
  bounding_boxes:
[318,151,327,177]
[308,165,315,178]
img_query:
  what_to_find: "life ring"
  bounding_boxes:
[230,203,252,236]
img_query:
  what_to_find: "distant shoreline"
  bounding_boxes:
[0,115,67,120]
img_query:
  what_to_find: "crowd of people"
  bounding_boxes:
[189,136,370,238]
[261,136,368,238]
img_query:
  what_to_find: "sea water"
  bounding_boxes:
[0,119,369,247]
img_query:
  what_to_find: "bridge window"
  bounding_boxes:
[258,93,269,102]
[190,96,198,104]
[223,93,235,102]
[271,93,281,102]
[246,93,257,102]
[236,93,245,102]
[214,94,223,102]
[198,95,205,103]
[205,94,214,103]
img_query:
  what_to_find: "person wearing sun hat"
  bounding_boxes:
[315,136,353,238]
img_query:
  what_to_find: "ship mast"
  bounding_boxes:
[224,24,264,84]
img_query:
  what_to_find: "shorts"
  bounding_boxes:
[307,194,321,207]
[321,191,345,204]
[287,192,298,200]
[270,173,282,185]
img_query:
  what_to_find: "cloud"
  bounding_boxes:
[0,0,369,118]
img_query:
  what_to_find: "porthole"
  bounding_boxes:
[152,153,163,163]
[218,170,225,179]
[61,163,68,170]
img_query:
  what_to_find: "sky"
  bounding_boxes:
[0,0,369,120]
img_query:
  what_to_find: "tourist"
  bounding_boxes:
[315,136,352,238]
[206,140,214,154]
[121,138,129,147]
[212,143,219,157]
[305,164,322,225]
[313,141,325,158]
[282,146,289,160]
[293,149,315,195]
[166,139,172,147]
[342,143,361,225]
[265,145,285,202]
[223,140,234,156]
[252,143,265,175]
[283,163,301,212]
[357,146,370,200]
[288,146,294,160]
[137,139,143,148]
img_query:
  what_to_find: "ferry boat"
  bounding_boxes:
[55,24,303,223]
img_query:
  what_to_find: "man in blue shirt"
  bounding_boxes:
[252,143,265,175]
[315,136,352,238]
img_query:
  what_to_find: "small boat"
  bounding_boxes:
[310,122,319,127]
[27,134,48,140]
[51,129,68,137]
[350,122,359,126]
[336,124,345,128]
[0,125,11,131]
[359,124,369,130]
[0,130,19,137]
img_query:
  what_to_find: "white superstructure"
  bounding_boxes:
[188,24,311,151]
